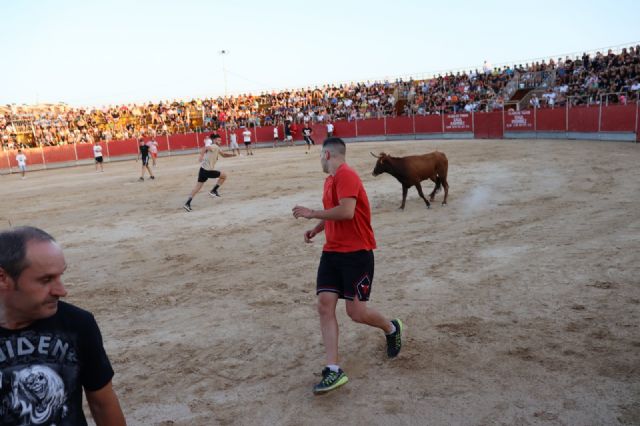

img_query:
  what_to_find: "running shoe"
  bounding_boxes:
[386,319,404,358]
[313,367,348,395]
[209,189,221,197]
[183,204,192,212]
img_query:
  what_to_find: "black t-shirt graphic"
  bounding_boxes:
[0,302,114,425]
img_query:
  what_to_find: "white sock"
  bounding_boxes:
[327,364,340,373]
[386,322,396,335]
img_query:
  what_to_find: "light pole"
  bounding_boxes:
[219,50,229,97]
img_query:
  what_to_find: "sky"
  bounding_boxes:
[1,0,639,107]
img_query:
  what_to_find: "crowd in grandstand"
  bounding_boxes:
[2,45,639,149]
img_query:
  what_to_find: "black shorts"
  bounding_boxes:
[198,167,221,182]
[141,156,150,166]
[244,142,251,146]
[95,156,103,163]
[316,250,374,301]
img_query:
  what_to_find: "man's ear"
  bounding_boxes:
[0,268,14,291]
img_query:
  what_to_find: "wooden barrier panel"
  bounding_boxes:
[108,139,139,157]
[414,115,442,133]
[356,118,385,137]
[385,117,414,135]
[332,120,357,138]
[75,143,94,161]
[168,134,199,151]
[600,104,636,132]
[255,125,277,143]
[536,108,565,131]
[44,145,78,163]
[568,106,599,132]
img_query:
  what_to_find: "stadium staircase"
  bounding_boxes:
[502,70,556,110]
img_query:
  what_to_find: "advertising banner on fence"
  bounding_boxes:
[443,113,472,132]
[505,110,534,131]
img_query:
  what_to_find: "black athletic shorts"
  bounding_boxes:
[95,156,103,163]
[198,167,221,182]
[316,250,374,301]
[244,142,251,146]
[141,156,149,166]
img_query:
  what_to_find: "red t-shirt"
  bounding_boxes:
[322,163,376,252]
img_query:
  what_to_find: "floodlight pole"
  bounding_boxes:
[219,50,229,97]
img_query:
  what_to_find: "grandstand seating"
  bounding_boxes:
[2,44,639,149]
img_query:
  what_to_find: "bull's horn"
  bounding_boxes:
[370,151,380,158]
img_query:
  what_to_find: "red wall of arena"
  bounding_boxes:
[357,119,385,137]
[414,115,443,133]
[385,117,414,135]
[332,121,357,138]
[568,107,599,133]
[536,108,566,131]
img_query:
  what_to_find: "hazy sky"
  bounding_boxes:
[1,0,639,107]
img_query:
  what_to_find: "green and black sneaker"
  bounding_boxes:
[313,367,348,395]
[386,319,404,358]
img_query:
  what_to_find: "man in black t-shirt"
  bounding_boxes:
[0,227,126,425]
[302,124,315,154]
[137,138,155,181]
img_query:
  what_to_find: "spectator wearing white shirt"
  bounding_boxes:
[16,149,27,179]
[242,127,253,156]
[93,141,104,172]
[530,94,540,109]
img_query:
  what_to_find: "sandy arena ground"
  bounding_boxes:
[1,138,639,425]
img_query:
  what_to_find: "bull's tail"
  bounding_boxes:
[434,175,442,194]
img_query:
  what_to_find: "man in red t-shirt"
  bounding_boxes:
[293,137,403,395]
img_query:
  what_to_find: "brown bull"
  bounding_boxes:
[371,151,449,209]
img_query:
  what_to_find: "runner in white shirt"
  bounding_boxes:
[93,141,104,172]
[16,149,27,179]
[242,128,253,156]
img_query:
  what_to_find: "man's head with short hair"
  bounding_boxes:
[320,138,346,174]
[322,137,346,156]
[0,226,55,281]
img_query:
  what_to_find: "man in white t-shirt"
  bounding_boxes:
[229,131,240,156]
[93,141,104,172]
[242,127,253,156]
[146,139,159,167]
[326,122,334,138]
[273,125,279,148]
[16,149,27,179]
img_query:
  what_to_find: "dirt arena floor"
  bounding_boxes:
[1,138,639,425]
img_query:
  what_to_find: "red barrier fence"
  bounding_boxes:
[2,104,637,172]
